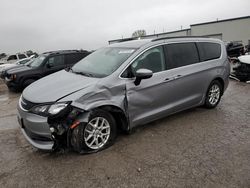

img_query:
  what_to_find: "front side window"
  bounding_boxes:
[122,46,166,78]
[72,47,135,77]
[164,43,199,69]
[47,55,65,67]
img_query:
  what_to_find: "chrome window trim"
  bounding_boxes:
[118,40,223,80]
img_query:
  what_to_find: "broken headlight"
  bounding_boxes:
[30,102,71,117]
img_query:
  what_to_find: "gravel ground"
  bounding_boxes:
[0,79,249,188]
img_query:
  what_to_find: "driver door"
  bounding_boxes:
[43,55,65,76]
[124,46,170,127]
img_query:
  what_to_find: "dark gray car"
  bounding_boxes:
[17,37,230,153]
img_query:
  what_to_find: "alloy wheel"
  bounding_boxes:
[84,117,111,150]
[208,84,221,105]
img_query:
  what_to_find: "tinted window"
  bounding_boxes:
[47,55,65,66]
[65,53,86,65]
[164,43,199,69]
[197,42,221,61]
[7,55,17,61]
[18,54,26,59]
[130,46,166,76]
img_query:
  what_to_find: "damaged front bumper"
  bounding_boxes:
[20,127,54,150]
[17,104,55,151]
[17,101,86,151]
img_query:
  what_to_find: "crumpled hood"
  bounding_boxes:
[22,70,99,103]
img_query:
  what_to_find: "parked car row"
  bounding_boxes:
[0,55,35,73]
[0,50,90,91]
[16,37,230,154]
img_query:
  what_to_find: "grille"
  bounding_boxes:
[20,96,38,111]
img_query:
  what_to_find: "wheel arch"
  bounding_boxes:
[212,77,225,94]
[20,75,40,87]
[96,105,130,133]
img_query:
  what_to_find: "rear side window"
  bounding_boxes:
[197,42,221,61]
[164,43,199,69]
[65,53,86,65]
[18,54,27,59]
[7,55,17,61]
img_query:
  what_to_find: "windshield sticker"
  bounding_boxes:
[118,50,135,54]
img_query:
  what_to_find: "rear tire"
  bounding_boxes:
[71,110,117,153]
[204,80,222,109]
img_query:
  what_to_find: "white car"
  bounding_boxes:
[0,53,30,65]
[0,55,35,72]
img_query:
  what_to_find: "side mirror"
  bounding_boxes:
[134,68,153,86]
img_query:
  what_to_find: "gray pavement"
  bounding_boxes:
[0,80,249,188]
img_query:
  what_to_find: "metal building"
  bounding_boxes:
[109,16,250,46]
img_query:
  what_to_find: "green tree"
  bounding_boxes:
[132,30,146,38]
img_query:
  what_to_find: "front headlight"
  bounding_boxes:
[30,102,70,116]
[48,103,69,115]
[5,74,16,81]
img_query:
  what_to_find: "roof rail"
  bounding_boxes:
[42,49,88,54]
[109,37,141,44]
[151,36,208,42]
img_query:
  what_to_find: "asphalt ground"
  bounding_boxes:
[0,79,249,188]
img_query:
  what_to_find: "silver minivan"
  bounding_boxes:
[17,37,230,153]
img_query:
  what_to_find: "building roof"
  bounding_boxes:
[108,15,250,44]
[191,16,250,27]
[108,28,190,44]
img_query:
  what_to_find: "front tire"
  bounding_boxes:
[71,110,117,153]
[204,80,223,109]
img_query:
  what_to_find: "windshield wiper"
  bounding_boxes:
[73,71,94,77]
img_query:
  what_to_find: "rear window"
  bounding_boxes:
[164,43,199,69]
[197,42,221,61]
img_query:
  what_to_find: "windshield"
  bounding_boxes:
[28,55,46,68]
[72,47,135,77]
[18,59,30,64]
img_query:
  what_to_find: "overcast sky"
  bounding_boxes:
[0,0,249,54]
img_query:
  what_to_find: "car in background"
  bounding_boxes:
[230,54,250,82]
[226,41,245,57]
[0,55,35,73]
[2,50,90,91]
[1,53,29,64]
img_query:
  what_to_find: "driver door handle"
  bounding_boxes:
[164,75,182,82]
